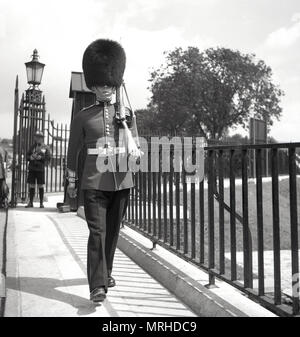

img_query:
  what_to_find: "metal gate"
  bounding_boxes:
[11,76,69,206]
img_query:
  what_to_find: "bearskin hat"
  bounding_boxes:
[82,39,126,89]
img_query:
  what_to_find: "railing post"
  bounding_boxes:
[59,123,63,192]
[191,175,196,260]
[152,165,157,238]
[157,146,162,239]
[130,174,134,225]
[163,155,168,243]
[242,148,253,289]
[206,149,216,288]
[271,147,281,305]
[183,156,188,255]
[127,181,131,225]
[256,148,265,296]
[11,76,19,207]
[169,147,174,246]
[230,149,237,281]
[55,122,59,192]
[135,171,138,227]
[143,168,147,232]
[175,168,180,251]
[147,148,152,233]
[50,120,54,193]
[199,179,205,265]
[139,169,143,229]
[218,149,225,274]
[288,146,300,315]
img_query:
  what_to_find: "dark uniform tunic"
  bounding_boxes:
[0,147,8,203]
[26,143,51,185]
[0,146,7,180]
[67,101,136,293]
[67,101,134,191]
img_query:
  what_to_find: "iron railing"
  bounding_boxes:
[44,118,69,194]
[11,78,70,205]
[13,110,69,202]
[125,139,300,316]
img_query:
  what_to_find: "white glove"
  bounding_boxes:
[123,127,143,161]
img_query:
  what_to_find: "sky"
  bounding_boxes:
[0,0,300,142]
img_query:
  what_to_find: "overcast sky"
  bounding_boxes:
[0,0,300,141]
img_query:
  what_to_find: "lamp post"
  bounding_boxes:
[24,49,45,103]
[23,49,46,158]
[22,50,46,202]
[11,49,45,206]
[25,49,45,89]
[11,49,47,206]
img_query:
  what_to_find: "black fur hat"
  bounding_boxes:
[82,39,126,89]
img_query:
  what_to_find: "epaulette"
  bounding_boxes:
[113,104,133,128]
[113,103,132,115]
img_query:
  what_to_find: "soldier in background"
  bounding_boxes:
[0,145,8,207]
[66,39,142,303]
[26,130,51,208]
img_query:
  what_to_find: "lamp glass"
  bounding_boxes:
[25,60,45,85]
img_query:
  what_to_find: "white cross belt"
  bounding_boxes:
[87,146,126,157]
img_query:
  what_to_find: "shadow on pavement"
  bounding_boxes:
[13,206,58,213]
[6,276,97,316]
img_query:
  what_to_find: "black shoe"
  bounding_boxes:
[90,287,106,302]
[108,276,116,288]
[25,202,33,208]
[40,203,44,208]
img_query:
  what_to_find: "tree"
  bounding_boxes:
[147,47,284,139]
[135,107,162,135]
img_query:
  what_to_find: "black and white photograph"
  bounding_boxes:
[0,0,300,324]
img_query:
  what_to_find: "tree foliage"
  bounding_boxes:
[142,47,284,139]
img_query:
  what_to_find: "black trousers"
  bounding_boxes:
[83,188,130,293]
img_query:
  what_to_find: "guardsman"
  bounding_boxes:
[0,145,8,181]
[26,130,51,208]
[66,39,141,303]
[0,145,8,207]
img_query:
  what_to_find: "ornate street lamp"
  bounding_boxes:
[10,49,47,207]
[24,49,46,157]
[25,49,45,88]
[24,49,45,103]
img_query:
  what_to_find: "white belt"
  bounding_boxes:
[87,147,126,156]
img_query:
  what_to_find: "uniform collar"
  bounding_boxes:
[95,101,113,107]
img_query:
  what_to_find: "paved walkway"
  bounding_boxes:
[4,194,196,317]
[0,208,8,305]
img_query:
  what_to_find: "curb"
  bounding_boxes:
[117,228,246,317]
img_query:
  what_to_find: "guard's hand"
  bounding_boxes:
[67,183,77,198]
[127,134,143,162]
[30,154,36,160]
[129,148,144,163]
